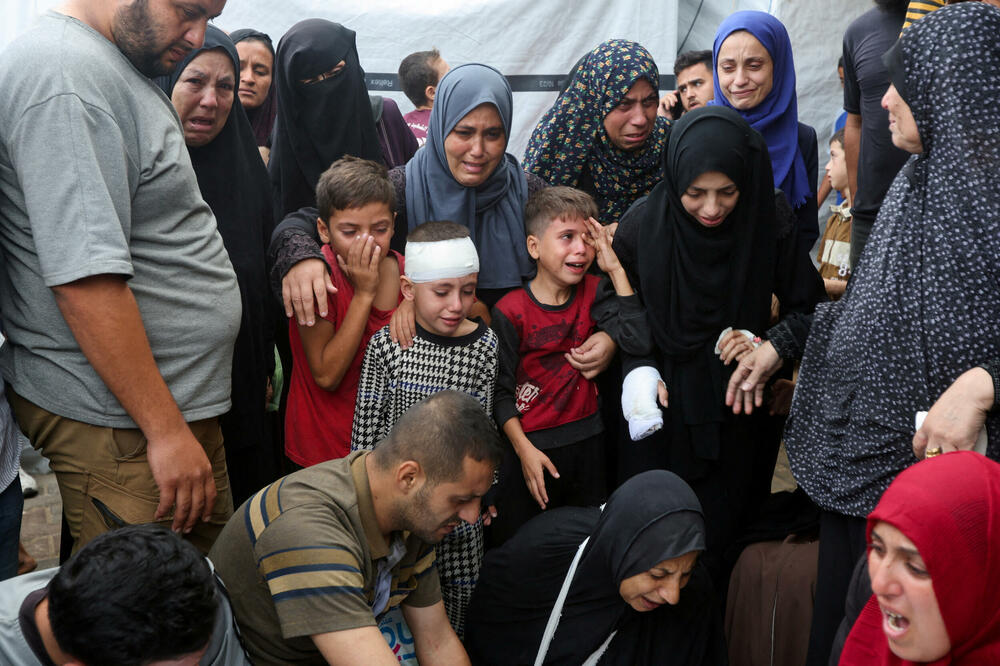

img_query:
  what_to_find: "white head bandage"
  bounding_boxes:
[404,237,480,283]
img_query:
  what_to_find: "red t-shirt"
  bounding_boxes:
[492,275,600,434]
[285,245,403,465]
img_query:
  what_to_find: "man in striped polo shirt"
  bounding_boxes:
[209,391,501,665]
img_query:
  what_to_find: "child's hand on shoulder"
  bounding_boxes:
[584,217,623,275]
[336,233,381,296]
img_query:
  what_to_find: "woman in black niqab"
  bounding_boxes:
[268,19,382,221]
[465,470,725,665]
[157,25,279,506]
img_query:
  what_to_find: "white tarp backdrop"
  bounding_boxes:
[210,0,679,158]
[4,0,874,189]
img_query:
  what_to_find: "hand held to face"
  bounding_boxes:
[336,233,381,296]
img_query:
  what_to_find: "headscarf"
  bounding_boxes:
[839,452,1000,665]
[711,11,811,208]
[624,106,776,462]
[369,95,419,168]
[155,27,275,468]
[465,470,712,665]
[523,40,670,224]
[404,63,532,290]
[784,2,1000,517]
[229,28,278,147]
[268,19,381,221]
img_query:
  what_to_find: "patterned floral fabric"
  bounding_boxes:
[523,40,669,225]
[784,2,1000,517]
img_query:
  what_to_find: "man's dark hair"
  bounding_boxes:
[398,49,443,108]
[373,391,503,484]
[316,155,396,221]
[47,525,217,666]
[673,49,713,78]
[407,220,470,243]
[525,186,599,237]
[830,127,846,147]
[874,0,908,13]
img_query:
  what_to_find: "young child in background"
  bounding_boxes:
[285,156,402,466]
[350,220,497,638]
[817,128,853,298]
[489,186,636,545]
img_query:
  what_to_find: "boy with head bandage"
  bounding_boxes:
[351,221,498,638]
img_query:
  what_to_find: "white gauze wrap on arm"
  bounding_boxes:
[621,365,665,441]
[404,237,480,282]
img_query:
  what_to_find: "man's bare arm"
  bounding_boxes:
[844,112,862,204]
[404,601,470,665]
[52,274,216,533]
[312,626,399,665]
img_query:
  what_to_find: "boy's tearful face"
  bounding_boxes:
[527,216,596,289]
[317,202,395,262]
[404,274,479,337]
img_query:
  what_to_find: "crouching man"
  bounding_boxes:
[209,390,502,665]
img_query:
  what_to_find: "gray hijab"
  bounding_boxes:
[405,63,533,290]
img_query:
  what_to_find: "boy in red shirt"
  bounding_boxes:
[489,186,637,543]
[285,157,403,465]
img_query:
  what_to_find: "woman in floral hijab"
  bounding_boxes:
[523,40,669,225]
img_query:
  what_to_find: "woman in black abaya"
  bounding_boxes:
[464,470,725,665]
[594,106,825,588]
[158,26,279,506]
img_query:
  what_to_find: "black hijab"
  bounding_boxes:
[156,26,276,502]
[639,106,776,358]
[268,19,382,221]
[466,471,716,665]
[617,107,776,464]
[229,28,278,147]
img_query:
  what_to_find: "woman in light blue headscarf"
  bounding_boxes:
[405,63,535,299]
[268,63,549,310]
[712,11,819,255]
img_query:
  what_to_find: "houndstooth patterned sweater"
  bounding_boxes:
[350,319,498,637]
[351,320,497,451]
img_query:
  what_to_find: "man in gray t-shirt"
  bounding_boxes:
[0,0,237,552]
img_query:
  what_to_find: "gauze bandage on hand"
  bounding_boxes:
[621,366,665,441]
[714,327,757,355]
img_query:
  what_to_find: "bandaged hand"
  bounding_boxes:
[622,366,667,441]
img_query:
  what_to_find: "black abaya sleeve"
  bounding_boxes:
[592,283,653,358]
[266,206,323,301]
[766,191,826,360]
[603,197,660,375]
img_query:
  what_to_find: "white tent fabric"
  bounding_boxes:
[4,0,876,191]
[210,0,678,159]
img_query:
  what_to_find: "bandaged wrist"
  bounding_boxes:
[621,366,664,441]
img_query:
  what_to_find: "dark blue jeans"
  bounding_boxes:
[0,475,23,581]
